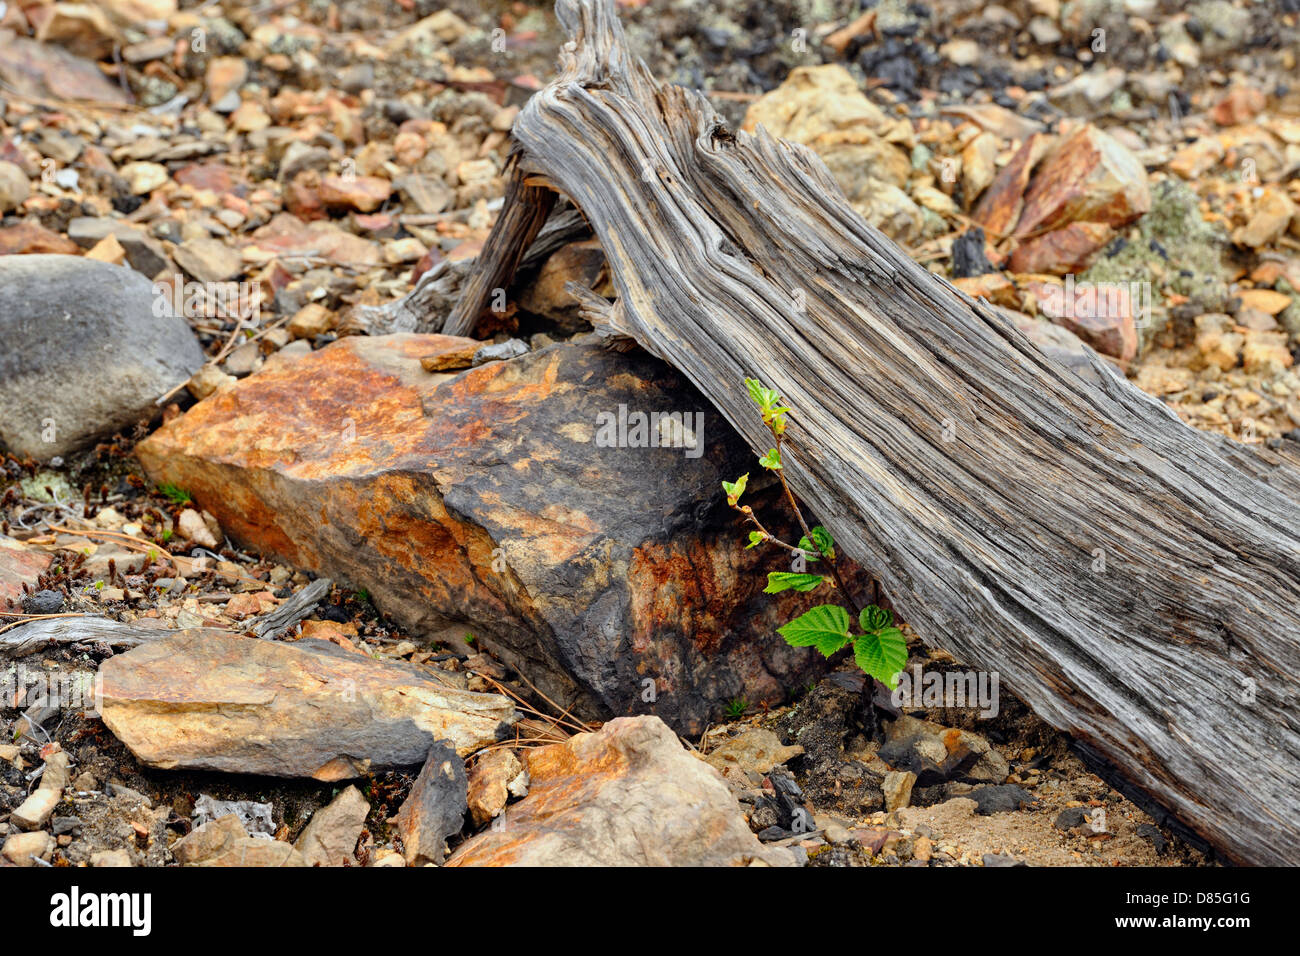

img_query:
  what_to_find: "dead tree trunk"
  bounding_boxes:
[431,0,1299,864]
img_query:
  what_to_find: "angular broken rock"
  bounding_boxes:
[878,715,1010,787]
[97,630,516,779]
[704,728,804,776]
[173,814,306,867]
[0,256,205,459]
[12,788,61,830]
[393,741,468,866]
[0,535,52,608]
[466,748,525,826]
[1013,125,1150,238]
[448,716,798,866]
[295,785,370,867]
[136,336,853,733]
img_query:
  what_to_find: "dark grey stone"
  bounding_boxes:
[0,255,204,459]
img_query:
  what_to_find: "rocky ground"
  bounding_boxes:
[3,0,1296,866]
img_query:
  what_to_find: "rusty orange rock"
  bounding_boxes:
[1014,126,1151,238]
[136,336,857,732]
[1007,221,1114,275]
[973,133,1052,238]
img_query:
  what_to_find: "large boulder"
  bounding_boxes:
[446,716,799,866]
[0,255,204,459]
[136,335,858,732]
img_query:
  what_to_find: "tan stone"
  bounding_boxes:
[704,728,803,776]
[12,788,61,830]
[2,831,53,866]
[287,302,335,339]
[466,748,524,826]
[98,630,516,778]
[295,785,370,866]
[961,132,999,209]
[883,769,917,811]
[447,716,799,867]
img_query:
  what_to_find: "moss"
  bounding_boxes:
[1081,179,1235,349]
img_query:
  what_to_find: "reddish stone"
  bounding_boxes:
[973,133,1051,238]
[0,535,52,609]
[174,163,242,193]
[0,222,79,256]
[1007,221,1114,275]
[1014,126,1150,238]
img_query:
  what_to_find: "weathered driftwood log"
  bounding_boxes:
[434,0,1300,864]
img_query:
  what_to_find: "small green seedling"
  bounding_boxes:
[157,482,193,505]
[724,378,907,689]
[724,697,749,719]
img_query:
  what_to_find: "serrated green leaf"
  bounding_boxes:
[778,604,852,656]
[793,541,820,563]
[859,604,894,632]
[759,447,782,470]
[853,626,908,688]
[764,572,826,594]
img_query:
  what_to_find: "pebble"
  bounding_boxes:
[2,831,54,866]
[12,788,61,830]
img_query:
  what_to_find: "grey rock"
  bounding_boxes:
[393,741,467,866]
[1054,806,1089,830]
[969,784,1039,815]
[67,217,171,277]
[1136,822,1169,855]
[21,589,63,614]
[878,714,1010,787]
[982,852,1026,867]
[472,338,529,366]
[0,256,204,459]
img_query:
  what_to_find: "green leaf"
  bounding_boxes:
[853,626,909,688]
[764,572,826,594]
[759,447,782,470]
[798,525,834,559]
[778,604,853,656]
[744,378,789,428]
[859,605,894,632]
[722,472,749,506]
[746,531,765,549]
[810,525,833,552]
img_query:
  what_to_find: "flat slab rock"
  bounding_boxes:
[96,629,516,780]
[136,334,859,732]
[447,715,798,867]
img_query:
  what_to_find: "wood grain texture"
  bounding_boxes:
[447,0,1300,864]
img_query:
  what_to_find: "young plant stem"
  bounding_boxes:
[770,432,863,618]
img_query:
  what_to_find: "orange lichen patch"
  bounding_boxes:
[139,336,438,479]
[628,541,728,656]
